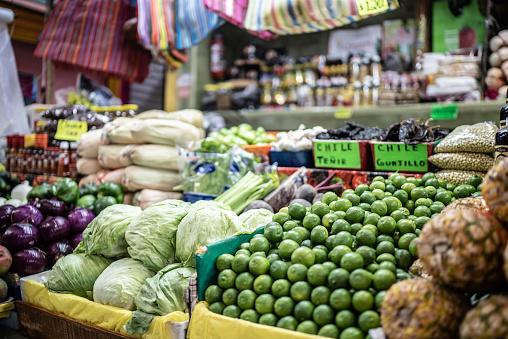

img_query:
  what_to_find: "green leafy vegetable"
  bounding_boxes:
[239,209,274,232]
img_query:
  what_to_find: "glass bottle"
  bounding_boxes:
[500,89,508,128]
[495,91,508,163]
[57,142,70,177]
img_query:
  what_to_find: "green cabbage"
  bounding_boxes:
[93,258,153,310]
[175,207,247,267]
[239,209,274,232]
[82,205,142,258]
[126,200,191,271]
[135,263,195,315]
[45,254,113,299]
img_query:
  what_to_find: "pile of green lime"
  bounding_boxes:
[204,172,481,339]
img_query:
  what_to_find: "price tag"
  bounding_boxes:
[356,0,389,16]
[431,104,458,120]
[314,140,362,169]
[373,142,429,172]
[334,108,352,119]
[55,120,88,141]
[24,134,35,148]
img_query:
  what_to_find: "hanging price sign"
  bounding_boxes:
[334,108,352,119]
[55,120,88,141]
[356,0,389,16]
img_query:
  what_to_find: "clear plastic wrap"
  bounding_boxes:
[428,152,494,172]
[435,170,486,186]
[434,122,498,153]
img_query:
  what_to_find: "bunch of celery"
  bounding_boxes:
[215,170,279,214]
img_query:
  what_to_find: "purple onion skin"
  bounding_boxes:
[11,205,43,227]
[67,208,95,234]
[70,233,83,249]
[39,199,68,218]
[2,222,39,253]
[12,248,47,276]
[27,200,41,210]
[39,216,70,243]
[45,241,73,267]
[0,205,14,228]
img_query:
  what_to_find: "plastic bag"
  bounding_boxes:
[434,122,498,153]
[0,24,30,136]
[225,148,256,189]
[435,170,486,186]
[428,152,494,172]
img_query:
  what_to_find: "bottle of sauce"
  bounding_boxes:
[17,137,26,174]
[49,147,58,177]
[495,90,508,164]
[70,142,78,164]
[57,141,70,177]
[210,32,226,82]
[37,135,48,175]
[9,136,18,173]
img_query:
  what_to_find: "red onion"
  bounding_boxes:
[70,233,82,249]
[11,205,43,227]
[39,199,68,218]
[12,248,47,276]
[67,208,95,234]
[0,205,14,228]
[39,216,70,243]
[2,222,39,253]
[45,241,73,267]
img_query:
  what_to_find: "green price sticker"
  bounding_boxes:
[314,140,361,169]
[334,108,352,119]
[356,0,389,16]
[431,104,458,120]
[373,142,428,172]
[55,120,88,141]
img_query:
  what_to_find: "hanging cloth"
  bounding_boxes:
[174,0,224,49]
[244,0,400,35]
[202,0,277,40]
[34,0,152,82]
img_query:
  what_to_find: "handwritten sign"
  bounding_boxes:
[373,142,429,172]
[356,0,389,16]
[55,120,88,141]
[314,141,361,169]
[431,104,458,120]
[334,108,352,119]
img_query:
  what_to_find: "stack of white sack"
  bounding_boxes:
[76,129,103,178]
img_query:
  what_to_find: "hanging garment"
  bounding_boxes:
[34,0,152,82]
[244,0,400,35]
[202,0,277,40]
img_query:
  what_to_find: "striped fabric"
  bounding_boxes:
[244,0,400,35]
[175,0,224,49]
[202,0,277,40]
[34,0,152,82]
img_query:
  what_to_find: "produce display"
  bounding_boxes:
[204,171,481,337]
[0,171,24,205]
[271,125,326,151]
[202,124,276,153]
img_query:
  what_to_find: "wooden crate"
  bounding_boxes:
[16,301,131,339]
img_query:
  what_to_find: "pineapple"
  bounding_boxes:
[381,278,468,339]
[483,157,508,223]
[441,197,490,216]
[417,209,507,292]
[409,259,431,278]
[459,295,508,339]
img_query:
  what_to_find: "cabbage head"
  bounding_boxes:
[175,207,246,267]
[135,263,195,315]
[126,200,191,271]
[45,254,113,299]
[93,258,153,311]
[239,209,274,232]
[82,205,141,258]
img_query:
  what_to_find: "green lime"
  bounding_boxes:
[259,313,278,326]
[346,207,365,223]
[425,178,439,189]
[341,252,364,272]
[291,247,316,268]
[359,203,371,211]
[393,190,409,205]
[407,177,419,185]
[401,183,417,195]
[355,246,376,265]
[382,197,403,214]
[334,210,347,219]
[310,225,329,245]
[335,310,356,329]
[415,229,421,236]
[393,232,401,245]
[437,179,447,188]
[385,184,396,194]
[376,234,394,245]
[251,252,266,258]
[356,229,376,247]
[278,239,299,260]
[216,254,234,272]
[453,186,469,199]
[209,302,226,314]
[421,172,436,183]
[366,263,379,274]
[313,304,335,326]
[328,268,350,290]
[372,176,386,183]
[311,202,331,218]
[405,200,415,213]
[349,269,373,290]
[254,294,276,315]
[205,285,223,304]
[329,201,338,211]
[240,242,251,251]
[253,275,273,295]
[379,261,396,275]
[287,263,308,282]
[274,296,295,317]
[370,201,388,216]
[329,288,351,311]
[318,324,340,338]
[414,205,431,218]
[364,212,381,226]
[376,241,395,256]
[322,213,339,230]
[370,181,386,191]
[329,245,353,265]
[273,212,291,225]
[362,224,378,236]
[469,175,483,188]
[294,300,315,321]
[283,220,299,232]
[384,192,393,197]
[307,264,330,286]
[300,239,312,249]
[270,260,289,280]
[377,216,396,235]
[237,289,257,310]
[223,305,241,318]
[250,236,270,254]
[415,216,430,230]
[334,231,354,248]
[397,219,416,234]
[398,233,418,250]
[410,187,427,200]
[395,249,412,270]
[350,223,363,235]
[236,272,255,291]
[376,253,396,265]
[339,328,364,339]
[360,191,377,205]
[283,230,303,244]
[232,254,250,274]
[415,197,431,208]
[463,184,476,194]
[218,269,237,289]
[425,186,437,199]
[344,193,361,206]
[332,219,351,234]
[375,291,386,310]
[277,316,298,330]
[371,189,385,200]
[390,209,408,222]
[293,226,311,241]
[240,309,260,323]
[264,224,284,244]
[322,192,339,205]
[409,239,418,257]
[313,248,328,264]
[267,253,281,264]
[355,184,370,196]
[296,320,319,335]
[335,198,353,212]
[323,261,338,271]
[472,191,483,198]
[222,288,239,305]
[352,290,374,312]
[373,269,396,291]
[435,191,452,205]
[325,235,336,251]
[358,310,380,332]
[288,202,307,220]
[310,286,331,305]
[303,213,321,230]
[342,189,355,196]
[271,279,291,297]
[391,175,407,188]
[249,256,270,276]
[290,281,312,301]
[430,201,445,214]
[236,249,251,256]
